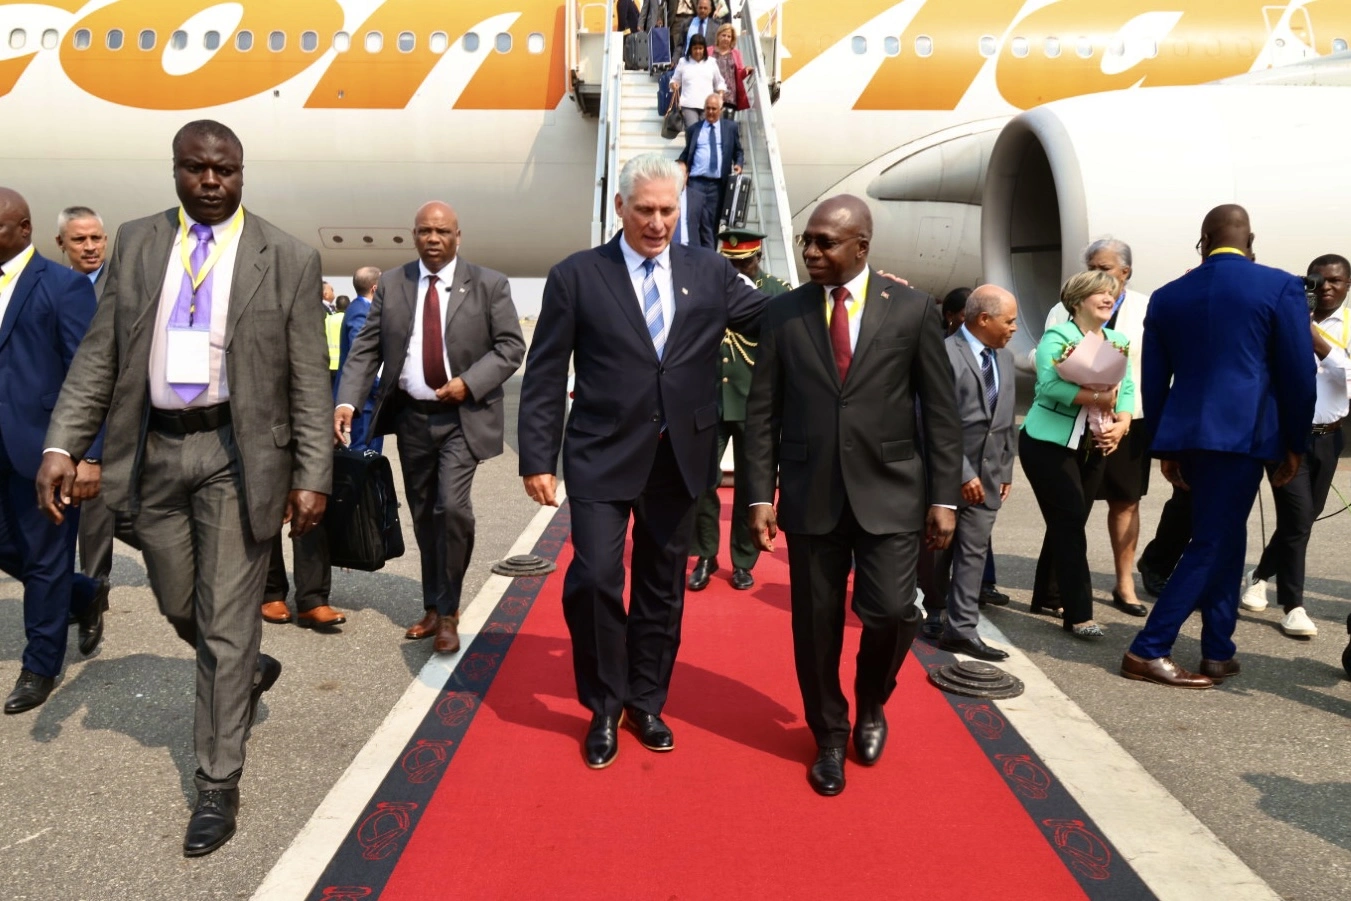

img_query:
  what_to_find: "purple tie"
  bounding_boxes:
[169,223,214,403]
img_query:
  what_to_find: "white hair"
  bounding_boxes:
[1083,236,1132,270]
[617,153,685,204]
[57,206,103,234]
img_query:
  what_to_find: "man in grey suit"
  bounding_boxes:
[934,285,1019,662]
[37,120,332,857]
[336,201,525,654]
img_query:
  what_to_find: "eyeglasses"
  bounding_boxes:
[1195,238,1203,256]
[795,233,861,252]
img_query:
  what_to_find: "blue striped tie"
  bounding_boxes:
[981,347,998,412]
[642,258,666,359]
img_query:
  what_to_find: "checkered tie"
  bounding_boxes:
[642,258,666,359]
[981,347,998,412]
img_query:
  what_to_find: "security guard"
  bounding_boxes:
[689,228,791,591]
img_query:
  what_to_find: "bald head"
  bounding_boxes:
[353,266,381,297]
[965,284,1019,349]
[0,187,33,266]
[413,201,461,271]
[802,194,872,285]
[1199,204,1253,258]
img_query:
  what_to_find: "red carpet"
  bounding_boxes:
[374,496,1093,900]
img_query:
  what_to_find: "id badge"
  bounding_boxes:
[166,327,212,384]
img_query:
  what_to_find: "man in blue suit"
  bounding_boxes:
[337,265,383,454]
[0,188,106,713]
[518,153,765,769]
[676,93,743,249]
[1122,205,1315,689]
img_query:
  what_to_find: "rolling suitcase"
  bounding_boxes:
[657,68,674,116]
[325,447,405,571]
[721,172,752,229]
[649,26,672,70]
[624,31,650,71]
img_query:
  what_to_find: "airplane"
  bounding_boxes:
[2,0,1349,350]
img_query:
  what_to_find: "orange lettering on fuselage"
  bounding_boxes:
[0,0,88,97]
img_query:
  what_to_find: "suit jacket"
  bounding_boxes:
[518,234,766,501]
[91,264,109,301]
[677,118,744,182]
[0,253,100,478]
[638,0,677,30]
[45,208,333,542]
[1144,253,1315,460]
[744,267,962,535]
[337,259,525,460]
[944,331,1015,510]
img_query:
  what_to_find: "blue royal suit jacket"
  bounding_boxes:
[676,118,744,183]
[1143,252,1315,461]
[518,233,766,501]
[0,252,101,478]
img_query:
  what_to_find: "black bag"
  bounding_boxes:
[325,448,405,571]
[661,105,684,140]
[623,31,650,71]
[721,172,752,229]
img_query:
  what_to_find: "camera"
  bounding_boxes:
[1304,272,1326,311]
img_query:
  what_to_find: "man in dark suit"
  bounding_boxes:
[745,194,962,796]
[338,266,384,454]
[934,285,1018,662]
[1122,205,1315,689]
[676,93,743,249]
[38,120,333,856]
[0,189,106,714]
[519,153,766,769]
[336,202,525,654]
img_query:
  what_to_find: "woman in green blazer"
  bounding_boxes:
[1020,270,1136,638]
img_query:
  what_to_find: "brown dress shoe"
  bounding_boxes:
[405,610,439,640]
[260,601,292,624]
[1198,658,1240,684]
[1120,652,1214,689]
[297,605,347,629]
[433,615,461,654]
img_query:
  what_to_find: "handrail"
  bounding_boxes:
[565,0,576,102]
[589,0,620,246]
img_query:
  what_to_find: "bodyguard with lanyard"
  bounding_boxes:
[1240,254,1351,637]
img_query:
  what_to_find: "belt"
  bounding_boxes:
[149,403,231,435]
[1311,418,1343,435]
[400,391,456,415]
[689,175,720,182]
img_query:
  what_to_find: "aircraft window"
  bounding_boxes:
[301,30,318,52]
[915,35,932,57]
[42,29,58,50]
[365,31,382,53]
[1335,38,1349,53]
[463,32,481,52]
[334,31,350,53]
[269,31,285,52]
[8,29,24,50]
[1108,38,1124,56]
[170,30,187,51]
[398,31,415,52]
[883,36,900,57]
[237,30,254,52]
[978,35,996,58]
[430,31,449,53]
[1044,37,1060,58]
[106,29,124,51]
[1142,38,1158,58]
[851,36,867,55]
[1075,37,1092,58]
[495,32,512,53]
[1010,36,1028,58]
[528,32,546,54]
[138,30,155,51]
[73,28,91,50]
[204,31,221,51]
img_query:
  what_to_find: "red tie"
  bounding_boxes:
[829,286,852,382]
[422,275,448,389]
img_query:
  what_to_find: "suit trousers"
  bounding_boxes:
[77,492,140,582]
[922,536,997,621]
[1129,451,1264,661]
[686,177,722,249]
[692,421,759,570]
[785,501,923,749]
[1253,428,1342,612]
[1019,431,1107,627]
[0,434,94,678]
[936,504,999,641]
[394,404,478,617]
[1138,483,1193,581]
[264,526,332,612]
[134,425,271,791]
[563,437,697,718]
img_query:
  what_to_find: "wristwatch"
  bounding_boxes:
[81,458,101,464]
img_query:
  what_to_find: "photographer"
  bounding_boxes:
[1240,254,1351,637]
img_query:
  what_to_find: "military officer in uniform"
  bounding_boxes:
[689,228,791,592]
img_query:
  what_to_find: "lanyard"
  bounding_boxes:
[178,206,244,292]
[1110,291,1126,320]
[0,245,35,297]
[1315,310,1349,350]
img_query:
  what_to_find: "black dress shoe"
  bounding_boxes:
[76,578,110,657]
[939,635,1010,662]
[247,654,282,729]
[921,618,944,641]
[583,713,620,769]
[730,568,754,590]
[623,707,674,751]
[4,670,55,714]
[852,705,887,766]
[1138,564,1169,598]
[183,788,239,857]
[808,747,846,796]
[1111,590,1148,617]
[687,557,717,591]
[978,583,1011,607]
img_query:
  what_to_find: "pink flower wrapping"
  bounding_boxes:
[1054,330,1128,438]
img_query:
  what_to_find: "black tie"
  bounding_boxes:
[981,347,998,412]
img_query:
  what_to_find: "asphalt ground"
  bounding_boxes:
[1,358,1348,900]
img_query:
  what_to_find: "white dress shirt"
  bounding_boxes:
[619,234,674,347]
[148,211,240,410]
[398,258,459,400]
[0,244,35,327]
[689,119,721,178]
[959,323,999,395]
[1313,304,1351,425]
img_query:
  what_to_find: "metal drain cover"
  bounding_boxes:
[928,660,1024,699]
[491,554,557,577]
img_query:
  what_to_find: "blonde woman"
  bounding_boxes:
[1019,270,1136,639]
[710,23,751,113]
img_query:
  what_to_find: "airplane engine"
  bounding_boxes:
[981,84,1351,361]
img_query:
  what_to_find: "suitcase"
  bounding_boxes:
[325,448,405,571]
[657,68,674,116]
[649,26,672,70]
[623,31,650,71]
[721,172,752,229]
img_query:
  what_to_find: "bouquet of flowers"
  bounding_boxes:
[1055,331,1129,439]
